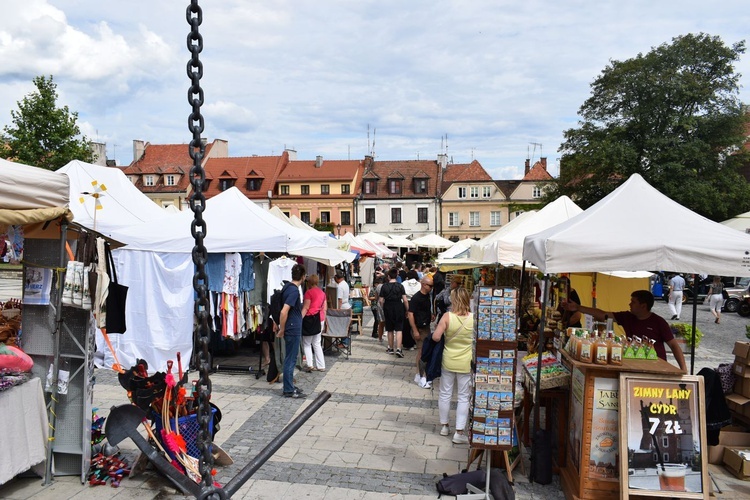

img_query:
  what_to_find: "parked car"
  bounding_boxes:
[663,276,749,312]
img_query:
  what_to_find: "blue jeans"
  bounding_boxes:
[283,334,301,394]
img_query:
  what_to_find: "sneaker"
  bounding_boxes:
[283,389,305,399]
[671,315,678,320]
[386,347,394,354]
[452,432,469,444]
[414,374,422,385]
[396,349,404,358]
[440,424,450,436]
[420,378,432,389]
[407,346,417,351]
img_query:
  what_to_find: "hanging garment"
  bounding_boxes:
[267,257,296,303]
[206,254,225,293]
[250,254,270,306]
[239,253,255,292]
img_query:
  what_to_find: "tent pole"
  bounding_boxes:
[44,221,68,485]
[689,274,698,375]
[530,273,550,483]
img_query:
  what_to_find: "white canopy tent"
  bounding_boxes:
[411,233,454,249]
[0,158,71,226]
[359,231,392,244]
[386,233,417,248]
[268,205,292,224]
[58,160,168,238]
[342,232,396,258]
[468,211,538,263]
[438,238,475,259]
[523,174,750,276]
[721,210,750,234]
[485,196,582,266]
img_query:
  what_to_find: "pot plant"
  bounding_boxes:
[671,323,703,349]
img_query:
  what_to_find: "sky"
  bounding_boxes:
[1,1,749,179]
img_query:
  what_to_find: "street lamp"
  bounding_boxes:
[336,223,342,238]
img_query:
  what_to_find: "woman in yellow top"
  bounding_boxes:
[431,287,474,444]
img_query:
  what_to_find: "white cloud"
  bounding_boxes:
[0,0,748,173]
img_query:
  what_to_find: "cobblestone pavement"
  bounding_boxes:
[1,309,747,499]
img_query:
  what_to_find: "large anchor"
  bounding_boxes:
[105,2,330,497]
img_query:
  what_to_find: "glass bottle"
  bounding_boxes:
[594,333,609,365]
[579,332,593,363]
[609,336,623,365]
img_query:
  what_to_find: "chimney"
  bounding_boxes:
[201,137,208,147]
[540,157,548,170]
[315,155,323,168]
[437,153,448,170]
[285,148,297,161]
[524,158,530,175]
[133,140,146,163]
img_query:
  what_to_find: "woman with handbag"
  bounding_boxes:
[301,274,327,372]
[431,287,474,444]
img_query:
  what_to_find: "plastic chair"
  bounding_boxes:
[323,309,352,359]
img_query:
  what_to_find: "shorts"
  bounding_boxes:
[383,302,405,332]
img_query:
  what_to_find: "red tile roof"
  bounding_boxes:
[522,160,554,181]
[123,142,216,193]
[203,155,287,199]
[441,160,492,191]
[361,159,441,199]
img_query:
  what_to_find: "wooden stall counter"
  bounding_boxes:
[558,350,683,500]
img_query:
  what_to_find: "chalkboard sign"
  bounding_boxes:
[618,373,708,500]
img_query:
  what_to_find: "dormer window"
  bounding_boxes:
[364,180,377,194]
[165,174,177,186]
[389,179,402,194]
[413,178,427,194]
[247,179,262,191]
[144,175,155,187]
[219,179,235,191]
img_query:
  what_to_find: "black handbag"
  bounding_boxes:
[302,311,321,336]
[105,245,129,334]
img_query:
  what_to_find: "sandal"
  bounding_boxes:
[315,367,326,372]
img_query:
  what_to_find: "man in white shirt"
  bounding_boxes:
[667,273,686,320]
[335,273,351,309]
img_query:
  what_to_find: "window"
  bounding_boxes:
[490,211,502,226]
[144,175,155,186]
[247,179,262,191]
[365,207,376,224]
[280,185,290,195]
[341,184,350,194]
[165,175,176,186]
[417,207,428,224]
[514,211,524,218]
[470,186,479,199]
[469,211,480,226]
[340,211,351,226]
[219,179,234,191]
[449,212,460,227]
[532,186,542,198]
[389,179,402,194]
[301,185,310,195]
[321,184,330,195]
[391,207,402,224]
[457,187,467,199]
[483,186,491,198]
[414,179,427,194]
[364,180,376,194]
[320,211,330,223]
[300,211,311,224]
[283,211,290,218]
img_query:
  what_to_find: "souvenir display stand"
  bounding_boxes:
[464,286,520,497]
[558,350,683,500]
[21,237,95,483]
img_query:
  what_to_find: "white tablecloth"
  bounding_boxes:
[0,377,48,485]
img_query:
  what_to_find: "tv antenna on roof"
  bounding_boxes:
[529,142,543,161]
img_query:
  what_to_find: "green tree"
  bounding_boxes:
[1,75,93,170]
[546,33,750,221]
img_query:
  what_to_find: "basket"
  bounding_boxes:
[154,407,216,459]
[523,365,570,396]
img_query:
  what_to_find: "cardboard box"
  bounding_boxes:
[726,393,750,420]
[733,341,750,363]
[709,425,750,465]
[723,446,750,479]
[736,373,750,399]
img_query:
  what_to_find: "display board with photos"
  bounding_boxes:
[470,286,518,450]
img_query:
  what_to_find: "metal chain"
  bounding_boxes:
[186,0,215,489]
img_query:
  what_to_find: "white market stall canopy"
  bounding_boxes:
[486,196,582,266]
[116,187,328,253]
[386,233,417,248]
[411,233,454,249]
[0,158,71,225]
[438,238,474,259]
[523,173,750,276]
[468,211,538,263]
[58,160,167,238]
[721,210,750,234]
[359,231,392,244]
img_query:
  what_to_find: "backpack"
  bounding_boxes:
[269,281,291,325]
[436,468,515,499]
